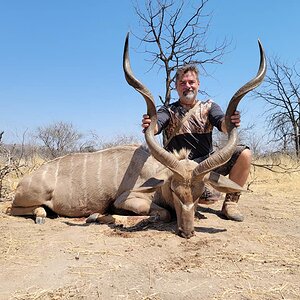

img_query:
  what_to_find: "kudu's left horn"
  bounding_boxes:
[123,33,184,175]
[193,40,267,177]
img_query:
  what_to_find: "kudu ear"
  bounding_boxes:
[204,171,248,193]
[130,168,171,193]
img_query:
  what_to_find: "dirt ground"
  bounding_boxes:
[0,169,299,300]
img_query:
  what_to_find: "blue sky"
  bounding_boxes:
[0,0,299,143]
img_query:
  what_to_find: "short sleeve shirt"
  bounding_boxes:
[156,100,224,160]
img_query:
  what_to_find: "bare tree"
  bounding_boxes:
[256,58,300,157]
[99,134,142,150]
[133,0,228,106]
[36,122,83,158]
[0,131,31,200]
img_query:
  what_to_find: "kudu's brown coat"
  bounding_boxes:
[10,34,266,238]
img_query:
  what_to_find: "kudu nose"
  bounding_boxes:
[178,229,195,239]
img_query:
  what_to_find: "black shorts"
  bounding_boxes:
[196,144,250,176]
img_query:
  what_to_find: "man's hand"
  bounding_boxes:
[142,114,151,130]
[142,114,158,134]
[221,111,241,133]
[230,111,241,127]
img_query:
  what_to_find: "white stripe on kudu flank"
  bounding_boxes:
[69,155,74,202]
[113,152,119,188]
[81,154,88,206]
[41,164,49,182]
[27,172,33,189]
[54,158,61,191]
[96,153,103,191]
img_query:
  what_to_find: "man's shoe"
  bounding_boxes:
[221,192,244,222]
[199,186,222,204]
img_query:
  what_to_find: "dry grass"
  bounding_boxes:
[10,282,100,300]
[246,155,300,194]
[0,155,45,200]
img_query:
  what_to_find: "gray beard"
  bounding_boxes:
[182,91,196,103]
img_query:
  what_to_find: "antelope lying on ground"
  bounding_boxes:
[10,34,266,238]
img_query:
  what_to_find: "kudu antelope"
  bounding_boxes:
[9,34,266,238]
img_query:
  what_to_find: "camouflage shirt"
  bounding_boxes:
[156,100,224,160]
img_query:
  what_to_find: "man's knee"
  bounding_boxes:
[237,148,252,166]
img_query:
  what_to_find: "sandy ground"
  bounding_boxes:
[0,171,299,300]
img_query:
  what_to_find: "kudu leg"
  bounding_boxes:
[9,205,47,224]
[114,191,171,222]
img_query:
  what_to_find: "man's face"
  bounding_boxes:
[176,71,200,105]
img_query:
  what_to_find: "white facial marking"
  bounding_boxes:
[182,203,195,211]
